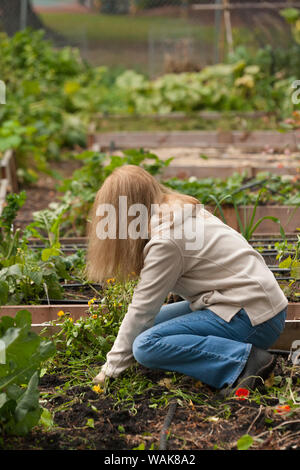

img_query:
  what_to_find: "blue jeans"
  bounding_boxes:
[132,301,287,389]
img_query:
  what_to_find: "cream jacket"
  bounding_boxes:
[101,205,288,378]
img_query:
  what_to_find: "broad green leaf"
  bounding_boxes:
[0,280,9,305]
[23,265,43,285]
[0,315,55,389]
[15,372,40,423]
[3,264,22,278]
[86,418,95,429]
[0,316,14,333]
[279,256,292,269]
[0,392,8,410]
[291,260,300,280]
[237,434,253,450]
[0,135,22,152]
[41,246,61,262]
[12,403,42,436]
[0,326,22,354]
[6,384,23,401]
[15,310,32,330]
[132,442,146,450]
[39,407,54,430]
[280,8,300,23]
[0,308,55,436]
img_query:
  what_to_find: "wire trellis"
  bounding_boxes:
[1,1,299,73]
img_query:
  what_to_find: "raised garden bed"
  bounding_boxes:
[88,130,300,179]
[1,283,299,451]
[88,130,300,152]
[85,132,300,234]
[3,345,300,451]
[1,303,298,352]
[208,205,300,234]
[1,181,299,454]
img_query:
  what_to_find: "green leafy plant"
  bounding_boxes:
[237,434,254,450]
[0,310,55,436]
[208,189,285,241]
[275,231,300,302]
[280,8,300,44]
[115,62,297,116]
[233,190,285,241]
[164,172,300,208]
[0,192,82,306]
[50,277,137,364]
[0,29,124,175]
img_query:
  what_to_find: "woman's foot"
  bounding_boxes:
[218,345,277,398]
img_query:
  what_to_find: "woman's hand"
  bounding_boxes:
[93,370,106,385]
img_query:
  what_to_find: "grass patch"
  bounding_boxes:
[40,12,214,44]
[95,114,280,132]
[40,12,216,70]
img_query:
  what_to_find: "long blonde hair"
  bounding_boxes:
[86,165,198,283]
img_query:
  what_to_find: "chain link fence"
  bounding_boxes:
[0,1,298,75]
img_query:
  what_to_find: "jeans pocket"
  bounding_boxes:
[266,309,287,336]
[244,309,287,349]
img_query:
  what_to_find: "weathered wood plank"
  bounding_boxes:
[89,131,300,151]
[0,304,90,324]
[161,165,298,179]
[271,320,300,351]
[1,304,300,350]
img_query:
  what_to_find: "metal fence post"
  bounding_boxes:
[181,0,189,19]
[20,0,28,31]
[214,0,222,63]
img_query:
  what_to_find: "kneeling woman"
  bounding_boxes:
[87,165,287,393]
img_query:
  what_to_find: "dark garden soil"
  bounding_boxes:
[3,355,300,451]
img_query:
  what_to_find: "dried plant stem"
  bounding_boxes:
[247,405,263,434]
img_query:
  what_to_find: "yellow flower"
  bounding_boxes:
[118,303,122,307]
[92,314,97,319]
[92,385,103,394]
[57,310,65,317]
[69,317,73,322]
[106,278,116,284]
[88,298,95,306]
